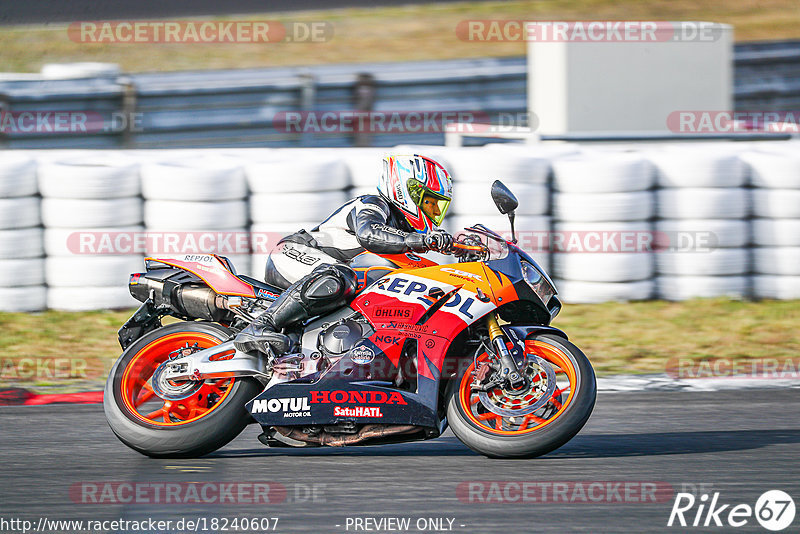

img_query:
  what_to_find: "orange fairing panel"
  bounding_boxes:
[481,265,519,306]
[146,254,256,297]
[416,262,518,307]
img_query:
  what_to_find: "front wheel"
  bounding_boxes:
[446,334,596,459]
[104,321,263,458]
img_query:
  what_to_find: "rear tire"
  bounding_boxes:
[104,322,263,458]
[446,334,595,459]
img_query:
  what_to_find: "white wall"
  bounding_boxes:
[528,22,733,133]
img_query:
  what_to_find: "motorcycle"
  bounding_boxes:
[104,181,596,458]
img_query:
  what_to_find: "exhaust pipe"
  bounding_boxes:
[272,425,420,447]
[129,273,230,322]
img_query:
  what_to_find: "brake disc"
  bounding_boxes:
[150,361,204,401]
[477,355,557,417]
[150,346,205,401]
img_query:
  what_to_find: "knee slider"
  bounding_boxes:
[304,265,358,303]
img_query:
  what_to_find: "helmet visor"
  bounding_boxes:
[407,178,451,227]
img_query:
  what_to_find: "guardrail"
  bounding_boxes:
[0,41,798,149]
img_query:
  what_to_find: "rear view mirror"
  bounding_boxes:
[491,180,519,244]
[491,180,519,215]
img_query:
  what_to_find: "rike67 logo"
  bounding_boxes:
[668,490,795,531]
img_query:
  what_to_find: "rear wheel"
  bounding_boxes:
[104,322,262,458]
[446,334,595,458]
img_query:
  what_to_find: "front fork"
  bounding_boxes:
[486,312,526,389]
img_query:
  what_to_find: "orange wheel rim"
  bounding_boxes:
[120,332,235,427]
[458,339,577,435]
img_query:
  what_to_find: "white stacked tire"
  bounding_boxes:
[246,156,349,195]
[443,146,551,184]
[39,156,143,310]
[142,157,248,227]
[550,152,655,303]
[341,149,386,201]
[342,149,392,189]
[445,147,552,269]
[142,156,251,277]
[348,186,379,198]
[246,155,351,280]
[742,150,800,299]
[0,155,46,311]
[451,182,549,218]
[650,147,750,301]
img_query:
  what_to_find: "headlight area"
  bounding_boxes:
[521,260,556,306]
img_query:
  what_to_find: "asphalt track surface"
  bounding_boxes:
[1,389,799,533]
[0,0,473,25]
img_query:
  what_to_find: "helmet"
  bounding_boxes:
[377,154,453,233]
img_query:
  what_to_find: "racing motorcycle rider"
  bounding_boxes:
[234,154,458,356]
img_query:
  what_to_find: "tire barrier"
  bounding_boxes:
[0,160,43,311]
[451,182,548,216]
[552,152,654,193]
[144,200,248,229]
[42,198,143,228]
[246,157,349,194]
[38,155,143,311]
[142,159,247,201]
[553,191,654,222]
[743,146,800,299]
[648,147,748,188]
[0,227,44,259]
[1,141,799,310]
[652,146,752,301]
[39,158,140,199]
[0,156,38,198]
[250,192,347,224]
[550,152,655,303]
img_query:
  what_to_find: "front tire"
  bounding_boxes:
[446,334,596,459]
[104,322,263,458]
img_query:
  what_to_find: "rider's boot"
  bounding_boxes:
[234,264,358,356]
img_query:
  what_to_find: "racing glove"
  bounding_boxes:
[424,230,454,253]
